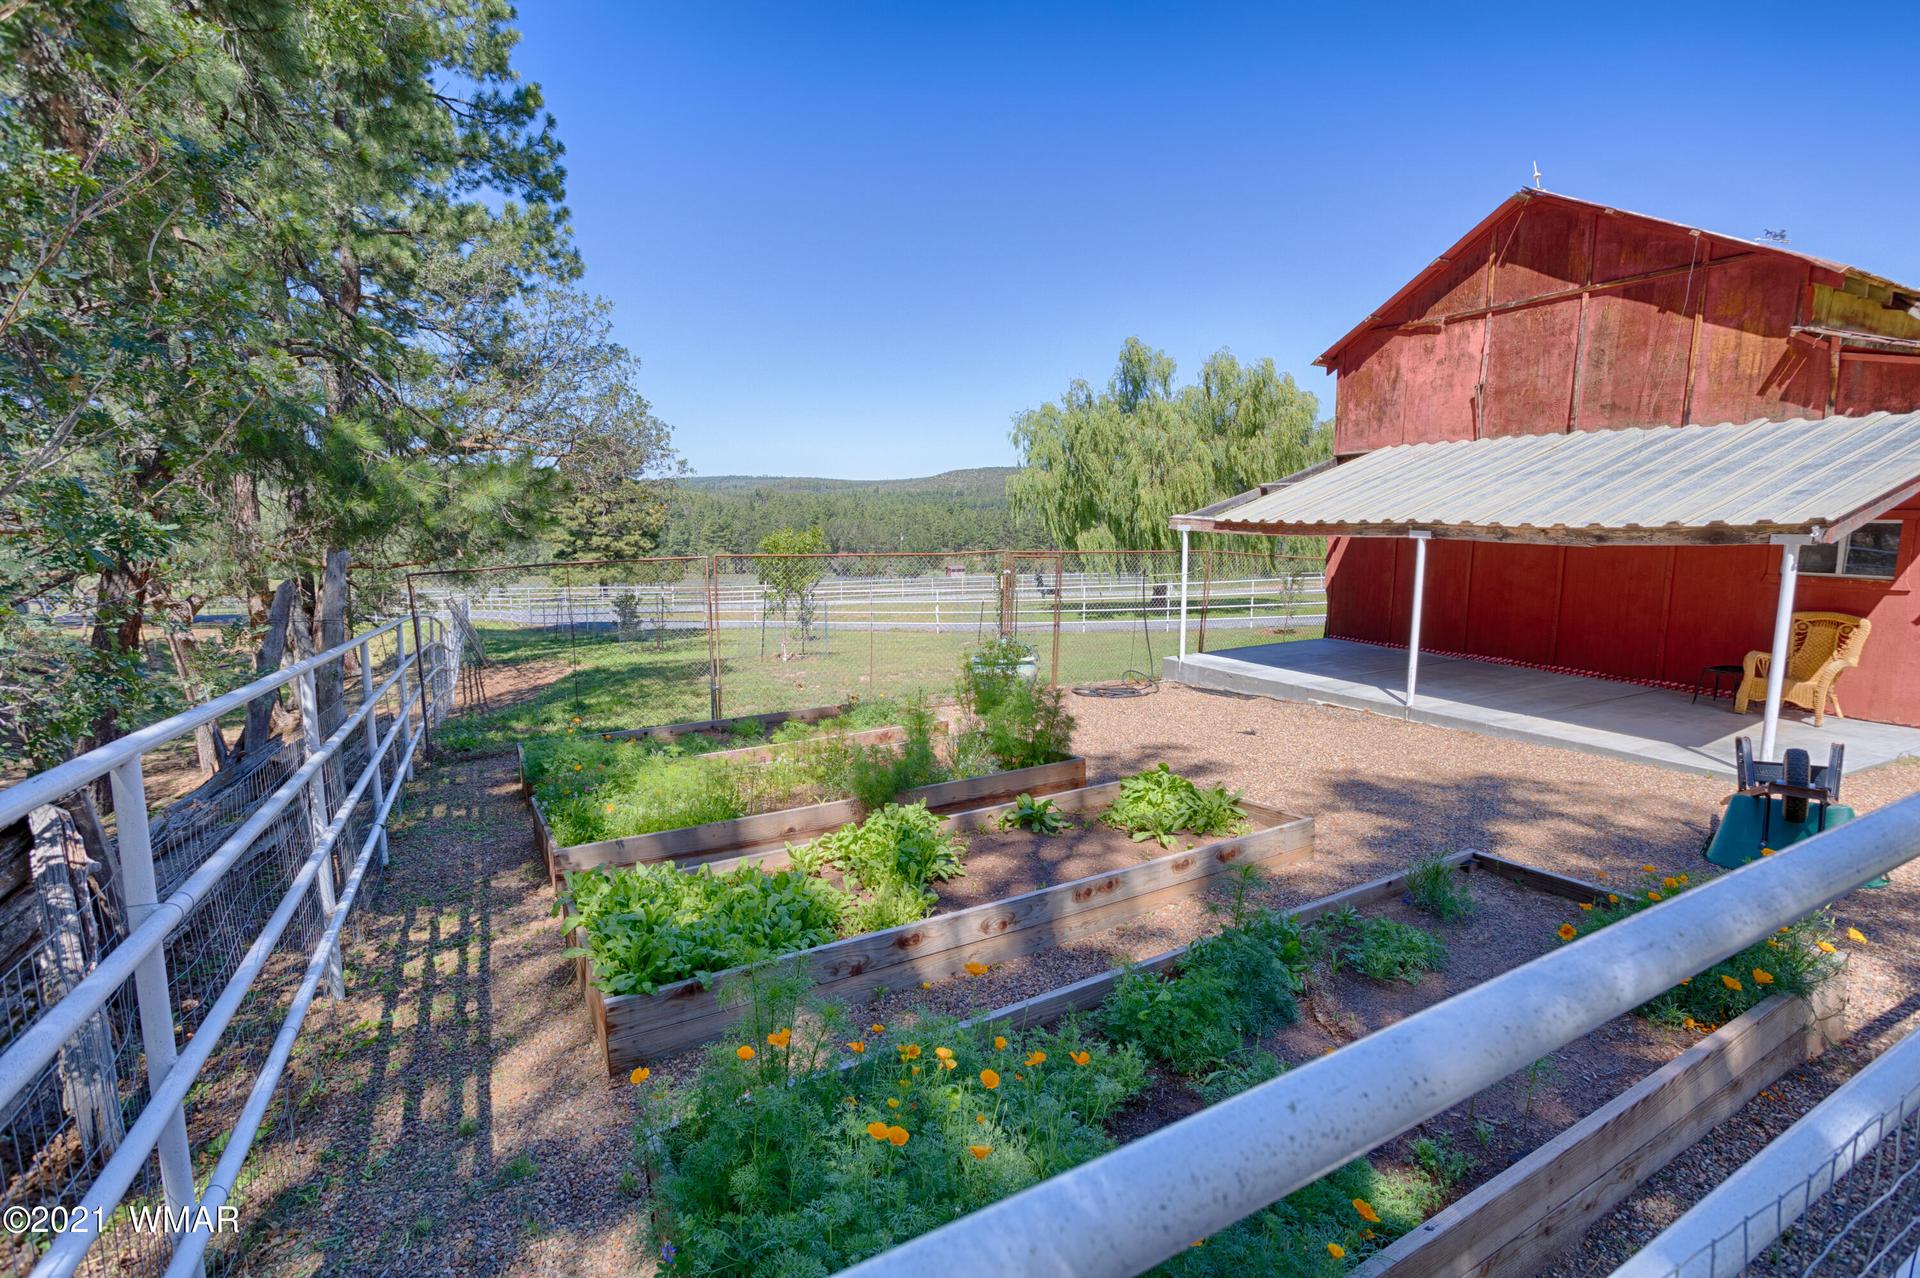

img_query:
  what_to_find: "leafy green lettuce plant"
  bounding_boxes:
[1102,764,1250,848]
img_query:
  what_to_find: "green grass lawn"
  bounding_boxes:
[434,619,1322,753]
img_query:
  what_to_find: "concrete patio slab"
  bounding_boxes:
[1163,638,1920,778]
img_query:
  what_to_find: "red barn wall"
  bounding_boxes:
[1322,195,1920,726]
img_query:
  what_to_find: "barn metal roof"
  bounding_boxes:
[1315,189,1920,370]
[1171,413,1920,546]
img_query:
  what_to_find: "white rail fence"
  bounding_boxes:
[839,792,1920,1278]
[1615,1016,1920,1278]
[0,615,450,1277]
[415,572,1329,637]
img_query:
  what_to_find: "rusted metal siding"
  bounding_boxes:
[1322,193,1920,726]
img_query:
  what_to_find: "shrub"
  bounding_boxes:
[955,639,1076,771]
[1102,765,1250,849]
[1556,869,1841,1029]
[843,701,947,807]
[1103,911,1301,1076]
[559,863,847,995]
[1405,854,1475,922]
[1336,917,1447,985]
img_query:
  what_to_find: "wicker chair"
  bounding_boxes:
[1733,612,1872,726]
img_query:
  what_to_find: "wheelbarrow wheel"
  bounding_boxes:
[1783,749,1811,824]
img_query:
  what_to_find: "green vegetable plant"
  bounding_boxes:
[558,862,847,996]
[1333,916,1448,985]
[1404,854,1475,922]
[1102,765,1250,849]
[954,639,1076,771]
[1001,794,1070,835]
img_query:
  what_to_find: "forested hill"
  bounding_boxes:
[656,467,1049,553]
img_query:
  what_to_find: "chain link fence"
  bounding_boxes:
[407,547,1325,743]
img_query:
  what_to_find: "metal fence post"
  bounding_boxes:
[406,582,432,762]
[106,758,200,1238]
[291,667,347,1000]
[393,623,414,785]
[706,556,722,720]
[358,637,390,868]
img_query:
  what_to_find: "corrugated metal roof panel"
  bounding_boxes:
[1175,413,1920,544]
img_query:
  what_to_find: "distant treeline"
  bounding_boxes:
[655,469,1051,554]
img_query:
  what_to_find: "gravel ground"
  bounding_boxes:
[229,683,1920,1276]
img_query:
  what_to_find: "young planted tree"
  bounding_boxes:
[756,527,828,659]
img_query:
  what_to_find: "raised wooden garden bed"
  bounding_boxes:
[529,750,1086,884]
[572,786,1313,1073]
[938,850,1846,1278]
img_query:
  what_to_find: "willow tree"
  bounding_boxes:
[1008,338,1327,554]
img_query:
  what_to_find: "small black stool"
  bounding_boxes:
[1693,663,1743,704]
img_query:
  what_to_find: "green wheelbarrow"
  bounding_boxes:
[1703,738,1883,885]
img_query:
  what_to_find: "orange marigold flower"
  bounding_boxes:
[993,1035,1008,1050]
[1328,1243,1346,1259]
[1069,1050,1091,1066]
[629,1066,651,1085]
[968,1144,992,1160]
[1721,974,1743,992]
[1353,1198,1381,1224]
[1752,968,1775,985]
[964,961,989,977]
[886,1125,909,1146]
[1648,890,1663,902]
[847,1041,866,1054]
[934,1047,954,1061]
[870,1023,886,1035]
[735,1045,755,1061]
[767,1028,792,1049]
[866,1121,889,1141]
[1024,1050,1047,1067]
[898,1044,922,1061]
[1557,923,1577,942]
[979,1069,1000,1090]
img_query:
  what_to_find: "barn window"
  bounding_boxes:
[1800,521,1903,579]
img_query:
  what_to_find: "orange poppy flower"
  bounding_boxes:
[979,1069,1000,1090]
[735,1045,755,1061]
[968,1145,992,1160]
[1557,923,1577,942]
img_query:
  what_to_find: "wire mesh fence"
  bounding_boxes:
[1618,1021,1920,1278]
[0,618,446,1277]
[408,547,1325,744]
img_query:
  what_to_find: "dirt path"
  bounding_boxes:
[227,752,641,1278]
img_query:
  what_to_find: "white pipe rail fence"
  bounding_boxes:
[840,792,1920,1278]
[0,615,450,1277]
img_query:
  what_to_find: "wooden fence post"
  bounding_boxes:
[28,805,123,1159]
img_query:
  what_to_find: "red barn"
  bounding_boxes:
[1180,190,1920,733]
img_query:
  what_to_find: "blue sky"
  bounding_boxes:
[510,2,1920,480]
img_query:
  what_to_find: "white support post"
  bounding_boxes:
[1759,537,1807,762]
[292,668,346,1000]
[358,637,390,868]
[1177,528,1191,661]
[108,758,201,1261]
[394,625,415,784]
[1405,532,1430,707]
